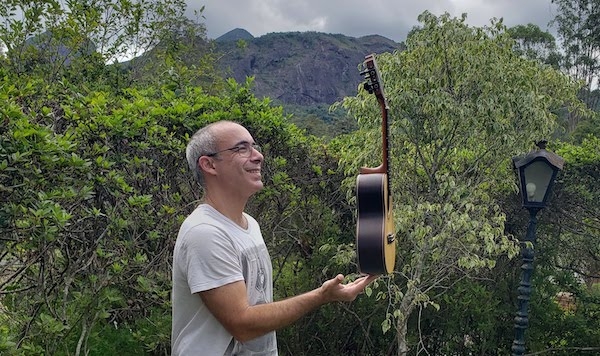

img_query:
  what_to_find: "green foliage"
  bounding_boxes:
[0,0,187,67]
[85,324,146,356]
[525,270,600,354]
[551,0,600,132]
[275,249,395,355]
[507,23,560,66]
[283,102,358,140]
[0,0,221,95]
[483,137,600,355]
[570,97,600,142]
[550,138,600,282]
[0,49,371,353]
[419,278,513,354]
[2,1,600,355]
[0,61,339,354]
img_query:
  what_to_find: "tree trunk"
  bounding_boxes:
[396,288,416,356]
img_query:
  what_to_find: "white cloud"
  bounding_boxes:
[190,0,558,41]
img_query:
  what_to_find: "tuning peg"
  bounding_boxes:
[363,82,374,94]
[360,68,377,78]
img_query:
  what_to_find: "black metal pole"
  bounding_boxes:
[512,207,541,356]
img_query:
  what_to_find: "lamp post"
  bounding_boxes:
[511,141,564,356]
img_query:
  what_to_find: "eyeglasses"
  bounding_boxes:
[205,142,261,158]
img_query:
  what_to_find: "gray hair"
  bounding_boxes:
[185,122,220,187]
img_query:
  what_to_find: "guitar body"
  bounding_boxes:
[356,173,396,274]
[355,53,396,275]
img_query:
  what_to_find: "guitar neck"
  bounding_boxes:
[381,103,390,175]
[381,104,391,195]
[360,53,392,196]
[359,106,391,188]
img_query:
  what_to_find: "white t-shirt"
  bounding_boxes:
[171,204,277,355]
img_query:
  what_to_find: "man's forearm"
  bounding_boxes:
[235,286,328,342]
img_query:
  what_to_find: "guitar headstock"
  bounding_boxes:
[360,53,387,107]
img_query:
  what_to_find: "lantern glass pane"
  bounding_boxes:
[523,160,554,203]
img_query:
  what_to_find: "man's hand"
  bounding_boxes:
[320,274,379,303]
[200,273,378,342]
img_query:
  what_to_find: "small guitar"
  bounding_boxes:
[356,53,396,275]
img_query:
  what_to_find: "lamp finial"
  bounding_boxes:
[536,140,548,150]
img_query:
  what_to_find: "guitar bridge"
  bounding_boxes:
[387,233,395,244]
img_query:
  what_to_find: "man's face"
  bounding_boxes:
[209,123,264,198]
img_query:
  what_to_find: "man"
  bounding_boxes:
[171,120,376,355]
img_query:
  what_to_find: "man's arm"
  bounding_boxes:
[199,274,377,342]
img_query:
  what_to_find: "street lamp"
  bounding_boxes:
[511,140,564,356]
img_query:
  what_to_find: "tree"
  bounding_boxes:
[551,0,600,132]
[507,23,561,67]
[334,12,588,355]
[0,0,213,91]
[550,138,600,290]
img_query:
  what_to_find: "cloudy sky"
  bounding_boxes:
[188,0,559,42]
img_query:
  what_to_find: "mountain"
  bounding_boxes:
[213,29,403,106]
[123,28,402,136]
[20,31,96,66]
[215,28,254,42]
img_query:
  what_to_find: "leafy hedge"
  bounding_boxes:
[0,68,360,354]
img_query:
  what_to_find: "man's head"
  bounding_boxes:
[186,122,219,187]
[186,121,264,197]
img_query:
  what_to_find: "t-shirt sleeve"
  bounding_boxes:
[179,223,244,294]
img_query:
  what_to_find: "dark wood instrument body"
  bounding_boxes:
[356,173,395,274]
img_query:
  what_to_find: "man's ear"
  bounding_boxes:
[198,156,217,176]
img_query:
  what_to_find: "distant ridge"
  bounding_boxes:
[214,31,402,105]
[215,28,254,42]
[129,28,403,107]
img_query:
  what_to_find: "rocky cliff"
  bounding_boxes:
[214,30,402,105]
